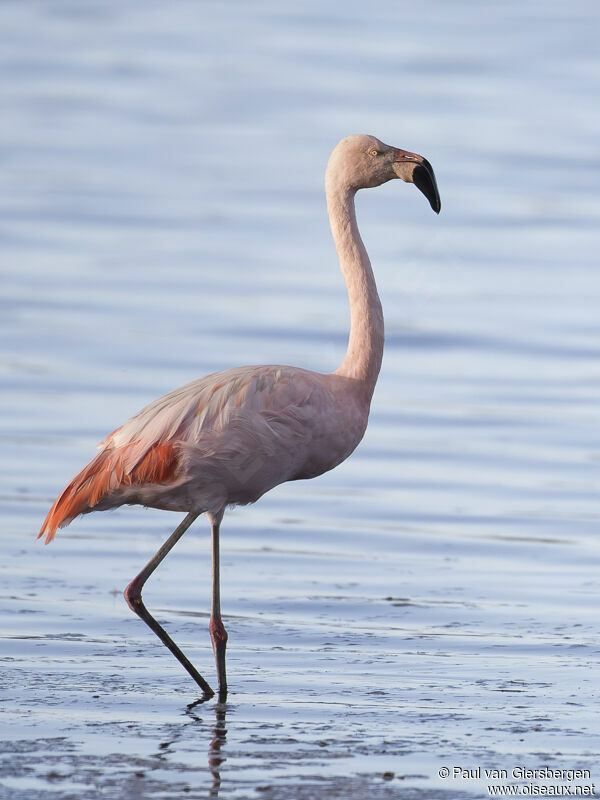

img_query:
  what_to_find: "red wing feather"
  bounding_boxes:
[38,442,179,544]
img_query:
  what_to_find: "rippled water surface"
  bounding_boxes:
[1,1,600,798]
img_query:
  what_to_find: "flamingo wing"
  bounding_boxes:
[38,365,330,543]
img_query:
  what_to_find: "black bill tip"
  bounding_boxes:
[413,158,441,214]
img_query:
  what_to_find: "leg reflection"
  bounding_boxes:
[208,702,227,796]
[186,697,228,797]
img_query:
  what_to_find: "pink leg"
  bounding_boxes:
[123,511,215,699]
[208,511,228,700]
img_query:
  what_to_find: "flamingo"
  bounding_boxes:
[39,135,440,701]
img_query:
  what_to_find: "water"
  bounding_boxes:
[1,1,600,798]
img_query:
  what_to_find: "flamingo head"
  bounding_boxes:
[328,134,441,213]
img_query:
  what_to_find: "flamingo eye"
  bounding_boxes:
[368,148,379,157]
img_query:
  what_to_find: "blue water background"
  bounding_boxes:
[1,2,599,798]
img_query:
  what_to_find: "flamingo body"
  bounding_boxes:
[39,365,368,542]
[39,134,440,698]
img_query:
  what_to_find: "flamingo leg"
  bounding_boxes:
[208,510,228,701]
[124,511,215,699]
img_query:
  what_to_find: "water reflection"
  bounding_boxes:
[144,699,229,797]
[187,700,228,798]
[209,704,228,797]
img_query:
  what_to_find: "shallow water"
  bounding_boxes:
[1,1,600,798]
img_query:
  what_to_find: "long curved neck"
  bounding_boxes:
[326,175,384,401]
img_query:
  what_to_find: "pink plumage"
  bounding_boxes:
[38,366,367,543]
